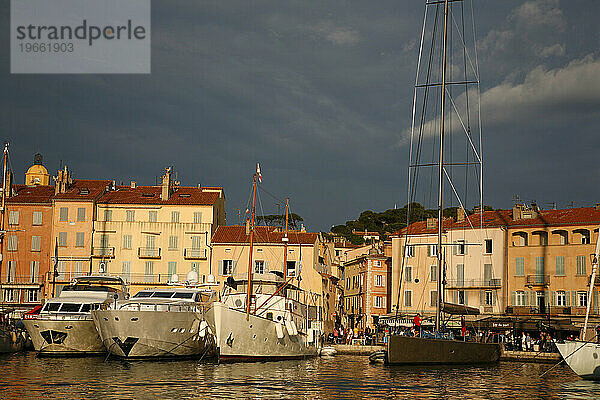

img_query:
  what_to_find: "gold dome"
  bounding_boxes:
[25,154,50,186]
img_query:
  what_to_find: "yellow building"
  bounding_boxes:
[210,224,336,332]
[25,154,50,186]
[91,168,225,294]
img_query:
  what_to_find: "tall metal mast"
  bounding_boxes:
[245,170,258,320]
[0,143,9,287]
[283,198,289,277]
[436,0,450,331]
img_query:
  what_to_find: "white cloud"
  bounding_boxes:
[399,55,600,145]
[311,21,360,45]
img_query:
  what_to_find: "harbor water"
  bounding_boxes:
[1,353,600,399]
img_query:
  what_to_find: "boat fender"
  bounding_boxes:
[285,319,297,336]
[276,323,285,339]
[191,319,200,335]
[199,321,208,338]
[11,331,17,343]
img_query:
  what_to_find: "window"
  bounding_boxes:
[346,277,350,290]
[404,265,412,283]
[484,239,493,254]
[222,260,233,275]
[59,207,68,222]
[191,236,202,250]
[74,261,84,276]
[375,274,383,287]
[169,236,178,250]
[430,265,437,282]
[405,245,414,257]
[428,244,438,258]
[555,256,565,276]
[100,234,109,249]
[7,235,17,251]
[144,261,154,283]
[27,289,38,303]
[556,291,566,306]
[77,207,85,222]
[516,291,526,306]
[30,261,39,283]
[31,236,42,252]
[32,211,42,225]
[104,209,112,222]
[6,261,16,282]
[373,260,381,267]
[484,291,493,306]
[75,232,84,247]
[457,240,466,255]
[430,290,438,307]
[374,296,385,308]
[190,262,200,277]
[335,249,342,257]
[578,292,588,307]
[484,264,493,284]
[577,256,587,276]
[57,261,66,280]
[456,264,464,286]
[146,235,156,249]
[286,261,296,277]
[171,211,180,223]
[122,261,131,282]
[8,210,19,225]
[149,211,158,222]
[3,289,15,302]
[123,235,132,249]
[126,210,135,222]
[457,290,466,305]
[535,257,545,283]
[515,257,525,277]
[255,260,265,274]
[168,261,177,278]
[404,290,412,307]
[536,291,545,307]
[194,212,202,223]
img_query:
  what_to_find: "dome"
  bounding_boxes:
[26,164,48,175]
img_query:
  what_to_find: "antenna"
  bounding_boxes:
[512,194,521,205]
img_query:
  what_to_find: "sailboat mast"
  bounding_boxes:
[436,0,450,332]
[582,226,600,339]
[283,198,289,277]
[0,143,8,285]
[246,171,258,320]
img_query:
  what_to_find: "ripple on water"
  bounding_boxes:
[1,353,600,399]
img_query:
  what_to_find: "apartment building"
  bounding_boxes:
[91,167,225,295]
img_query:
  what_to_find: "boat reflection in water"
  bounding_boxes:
[92,274,217,359]
[22,276,127,356]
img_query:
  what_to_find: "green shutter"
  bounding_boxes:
[524,292,530,306]
[427,246,431,257]
[566,291,571,306]
[480,290,485,305]
[571,291,578,307]
[233,261,237,275]
[551,291,556,306]
[464,290,469,305]
[511,291,516,306]
[218,260,223,275]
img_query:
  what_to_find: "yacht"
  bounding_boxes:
[92,279,217,359]
[207,276,319,362]
[22,276,127,356]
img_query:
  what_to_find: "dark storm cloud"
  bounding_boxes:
[1,0,599,230]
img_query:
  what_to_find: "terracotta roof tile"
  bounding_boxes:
[52,179,111,201]
[212,225,318,245]
[6,184,55,204]
[98,186,221,205]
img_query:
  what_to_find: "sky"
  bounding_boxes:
[1,0,599,232]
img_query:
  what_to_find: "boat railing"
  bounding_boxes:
[117,302,206,313]
[35,313,93,321]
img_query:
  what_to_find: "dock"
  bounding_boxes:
[332,344,384,355]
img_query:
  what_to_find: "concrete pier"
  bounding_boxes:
[332,344,384,355]
[500,350,561,364]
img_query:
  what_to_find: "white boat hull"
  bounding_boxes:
[207,301,318,362]
[555,340,600,380]
[92,309,216,358]
[22,319,104,355]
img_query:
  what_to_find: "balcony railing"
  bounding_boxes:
[445,278,502,288]
[138,247,161,259]
[526,275,550,286]
[184,248,207,260]
[506,305,591,315]
[92,247,115,258]
[0,275,44,285]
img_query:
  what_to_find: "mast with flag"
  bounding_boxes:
[245,163,261,320]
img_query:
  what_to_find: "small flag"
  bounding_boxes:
[246,208,250,215]
[256,163,262,183]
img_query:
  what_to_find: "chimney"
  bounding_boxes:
[596,203,600,211]
[512,204,523,220]
[300,224,306,232]
[130,181,137,189]
[53,165,72,195]
[161,167,173,201]
[245,218,251,235]
[473,205,482,214]
[426,217,437,229]
[456,207,466,222]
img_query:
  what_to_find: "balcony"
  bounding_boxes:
[445,278,502,289]
[526,275,550,286]
[506,305,590,316]
[138,247,161,259]
[92,247,115,258]
[0,275,44,286]
[184,248,207,260]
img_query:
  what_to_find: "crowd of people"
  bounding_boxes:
[327,326,377,345]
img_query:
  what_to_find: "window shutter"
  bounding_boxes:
[544,291,549,306]
[524,292,529,306]
[492,292,496,306]
[264,260,269,273]
[427,246,431,257]
[453,241,457,255]
[480,290,485,305]
[464,241,468,255]
[233,261,237,275]
[551,291,556,306]
[464,290,469,305]
[218,260,223,275]
[566,291,571,306]
[511,291,516,306]
[571,291,577,307]
[452,291,457,304]
[594,291,599,314]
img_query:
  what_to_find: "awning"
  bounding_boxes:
[441,302,480,315]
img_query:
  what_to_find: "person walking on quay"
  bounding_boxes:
[521,332,526,351]
[413,313,422,337]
